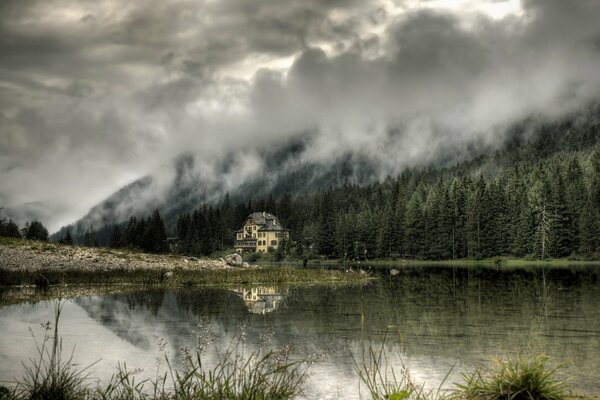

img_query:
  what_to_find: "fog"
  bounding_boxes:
[1,0,600,231]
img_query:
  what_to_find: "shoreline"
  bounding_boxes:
[261,257,600,268]
[0,238,371,290]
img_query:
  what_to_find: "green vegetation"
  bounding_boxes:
[456,356,568,400]
[354,341,447,400]
[353,339,576,400]
[6,302,92,400]
[0,217,21,239]
[0,266,370,288]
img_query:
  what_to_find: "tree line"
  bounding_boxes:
[0,217,49,242]
[169,147,600,261]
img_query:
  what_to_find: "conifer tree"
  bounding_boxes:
[404,190,425,257]
[24,220,49,242]
[109,225,123,248]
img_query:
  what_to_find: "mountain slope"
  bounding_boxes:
[53,105,600,245]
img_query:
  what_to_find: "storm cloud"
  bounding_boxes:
[1,0,600,231]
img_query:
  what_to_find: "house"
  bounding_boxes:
[234,212,289,253]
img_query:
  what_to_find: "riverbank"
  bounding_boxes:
[0,238,371,288]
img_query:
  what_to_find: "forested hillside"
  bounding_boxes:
[74,109,600,261]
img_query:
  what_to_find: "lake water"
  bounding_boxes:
[1,265,600,398]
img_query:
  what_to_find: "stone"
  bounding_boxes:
[225,253,243,266]
[242,262,249,267]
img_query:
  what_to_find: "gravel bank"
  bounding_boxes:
[0,240,234,272]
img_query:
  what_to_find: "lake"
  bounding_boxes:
[1,264,599,398]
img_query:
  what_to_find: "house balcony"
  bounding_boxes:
[235,238,257,248]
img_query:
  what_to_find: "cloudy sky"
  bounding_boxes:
[1,0,600,232]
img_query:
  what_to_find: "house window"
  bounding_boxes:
[252,233,256,238]
[271,240,277,246]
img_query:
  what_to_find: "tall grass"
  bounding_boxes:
[5,300,308,400]
[352,332,572,400]
[455,355,568,400]
[353,335,451,400]
[12,301,95,400]
[1,301,577,400]
[0,266,370,288]
[95,343,308,399]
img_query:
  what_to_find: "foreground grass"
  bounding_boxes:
[1,302,308,400]
[456,356,567,400]
[1,303,595,400]
[354,341,592,400]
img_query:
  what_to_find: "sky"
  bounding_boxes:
[1,0,600,232]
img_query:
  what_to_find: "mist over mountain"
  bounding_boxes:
[53,104,600,243]
[2,0,600,233]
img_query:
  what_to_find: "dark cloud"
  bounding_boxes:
[1,0,600,231]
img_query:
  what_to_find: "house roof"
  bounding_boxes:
[242,211,288,232]
[247,212,277,225]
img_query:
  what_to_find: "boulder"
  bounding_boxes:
[225,253,243,266]
[242,262,250,267]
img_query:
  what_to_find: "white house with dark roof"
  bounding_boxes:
[234,212,289,253]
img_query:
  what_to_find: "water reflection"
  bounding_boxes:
[1,264,599,398]
[232,286,288,314]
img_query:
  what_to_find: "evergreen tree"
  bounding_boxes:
[23,220,49,241]
[60,226,73,245]
[376,199,395,258]
[0,219,21,238]
[109,225,123,248]
[316,192,336,257]
[141,209,168,253]
[404,190,425,257]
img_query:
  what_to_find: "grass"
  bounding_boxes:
[0,266,371,289]
[95,345,308,400]
[351,332,578,400]
[2,300,308,400]
[7,302,95,400]
[0,302,593,400]
[455,355,568,400]
[352,330,453,400]
[353,341,448,400]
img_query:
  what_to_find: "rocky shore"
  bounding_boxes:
[0,238,239,272]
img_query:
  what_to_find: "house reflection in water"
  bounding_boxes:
[232,286,288,314]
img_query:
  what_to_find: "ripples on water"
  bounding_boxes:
[1,264,599,398]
